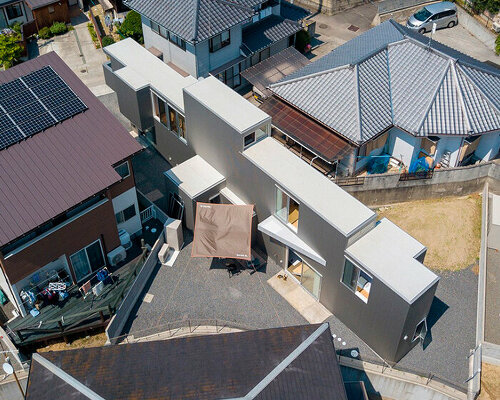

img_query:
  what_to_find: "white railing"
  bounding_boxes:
[140,205,156,224]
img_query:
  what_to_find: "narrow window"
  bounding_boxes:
[244,132,255,147]
[341,258,372,303]
[275,187,299,231]
[168,106,178,133]
[178,114,186,140]
[151,21,159,33]
[413,318,428,342]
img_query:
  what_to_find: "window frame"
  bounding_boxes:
[114,161,130,179]
[244,132,255,148]
[115,204,137,224]
[6,3,23,19]
[341,257,372,304]
[69,239,105,283]
[169,32,186,51]
[275,186,299,232]
[412,318,428,342]
[151,21,159,34]
[209,30,231,53]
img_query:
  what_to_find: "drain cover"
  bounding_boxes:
[319,23,328,29]
[348,24,359,32]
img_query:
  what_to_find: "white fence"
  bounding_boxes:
[140,205,156,224]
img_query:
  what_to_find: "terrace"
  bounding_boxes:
[4,218,163,350]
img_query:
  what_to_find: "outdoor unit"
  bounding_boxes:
[118,229,132,250]
[158,244,174,265]
[107,246,126,267]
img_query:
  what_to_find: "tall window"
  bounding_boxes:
[151,21,159,33]
[209,30,230,52]
[168,106,178,134]
[275,187,299,231]
[217,62,241,88]
[6,3,23,19]
[153,93,168,126]
[341,258,372,303]
[114,161,130,179]
[70,240,105,282]
[413,319,428,342]
[178,114,186,139]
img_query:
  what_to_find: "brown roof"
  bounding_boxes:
[24,0,60,10]
[0,52,142,247]
[260,96,355,162]
[26,324,348,400]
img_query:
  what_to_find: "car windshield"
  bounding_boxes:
[414,7,432,21]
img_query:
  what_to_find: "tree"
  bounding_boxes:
[0,32,23,69]
[471,0,500,14]
[120,10,143,44]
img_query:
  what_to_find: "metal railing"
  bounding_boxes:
[140,205,156,224]
[335,176,366,186]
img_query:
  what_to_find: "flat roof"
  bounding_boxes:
[346,218,439,303]
[243,137,376,236]
[104,38,197,112]
[164,155,225,199]
[184,76,271,134]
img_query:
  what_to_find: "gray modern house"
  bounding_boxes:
[123,0,309,88]
[262,20,500,176]
[103,37,440,364]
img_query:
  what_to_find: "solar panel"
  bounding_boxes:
[0,127,24,149]
[21,66,57,87]
[0,66,87,151]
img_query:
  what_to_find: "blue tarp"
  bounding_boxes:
[366,155,390,174]
[409,156,432,174]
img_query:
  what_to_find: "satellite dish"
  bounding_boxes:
[2,362,13,375]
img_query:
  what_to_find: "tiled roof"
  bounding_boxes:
[26,324,348,400]
[242,15,301,53]
[0,53,142,247]
[271,20,500,143]
[124,0,259,43]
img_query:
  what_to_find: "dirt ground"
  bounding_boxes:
[38,332,107,353]
[377,194,482,271]
[478,363,500,400]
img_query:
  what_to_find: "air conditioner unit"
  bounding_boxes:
[107,246,126,267]
[118,229,132,250]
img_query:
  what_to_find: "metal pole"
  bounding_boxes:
[12,368,25,398]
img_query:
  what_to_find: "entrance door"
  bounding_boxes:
[286,249,321,299]
[70,240,105,282]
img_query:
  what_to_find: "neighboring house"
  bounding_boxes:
[0,0,70,32]
[0,52,142,318]
[123,0,309,88]
[263,20,500,176]
[26,324,361,399]
[104,38,439,364]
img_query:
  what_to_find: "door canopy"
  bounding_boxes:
[191,202,254,260]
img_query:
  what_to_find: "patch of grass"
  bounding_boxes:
[38,332,107,353]
[377,194,482,271]
[478,363,500,400]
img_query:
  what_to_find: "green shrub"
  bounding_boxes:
[102,35,115,47]
[87,23,100,48]
[120,10,143,43]
[295,30,311,53]
[38,26,53,39]
[0,32,23,69]
[50,22,68,35]
[10,22,22,34]
[470,0,500,14]
[496,35,500,55]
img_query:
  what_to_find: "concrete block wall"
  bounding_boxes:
[293,0,367,15]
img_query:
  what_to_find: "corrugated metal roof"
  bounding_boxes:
[0,52,142,247]
[26,324,348,400]
[124,0,258,43]
[270,20,500,143]
[242,15,301,53]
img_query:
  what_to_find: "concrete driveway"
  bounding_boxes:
[36,10,110,96]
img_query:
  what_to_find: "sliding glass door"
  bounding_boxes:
[286,249,321,299]
[70,239,105,282]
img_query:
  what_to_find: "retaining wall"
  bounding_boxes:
[106,233,165,343]
[293,0,367,15]
[342,161,500,206]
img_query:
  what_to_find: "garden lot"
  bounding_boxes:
[35,10,109,95]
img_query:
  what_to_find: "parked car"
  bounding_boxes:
[406,2,458,34]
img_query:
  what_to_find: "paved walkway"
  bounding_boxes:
[485,248,500,345]
[36,10,109,95]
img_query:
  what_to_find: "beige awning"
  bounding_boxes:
[191,203,254,260]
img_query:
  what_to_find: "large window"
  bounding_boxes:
[217,62,241,88]
[6,3,23,19]
[114,161,130,179]
[115,204,137,224]
[209,30,230,52]
[287,250,321,299]
[275,187,299,231]
[341,258,372,303]
[153,93,186,142]
[70,240,105,282]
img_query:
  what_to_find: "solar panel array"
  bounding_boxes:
[0,66,87,151]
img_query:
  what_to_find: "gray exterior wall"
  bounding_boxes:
[103,62,153,131]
